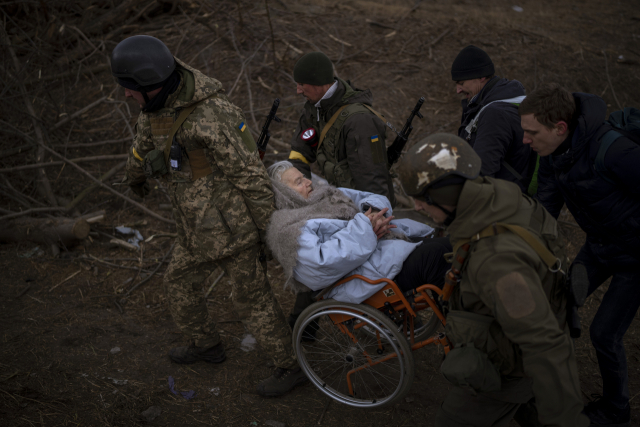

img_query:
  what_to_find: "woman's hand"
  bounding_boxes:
[365,207,396,239]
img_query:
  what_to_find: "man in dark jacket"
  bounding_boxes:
[520,83,640,427]
[287,51,396,206]
[452,45,536,193]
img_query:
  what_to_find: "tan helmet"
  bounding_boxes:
[398,133,481,198]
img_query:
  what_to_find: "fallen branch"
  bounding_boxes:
[0,207,67,221]
[0,216,90,246]
[24,64,110,85]
[122,242,176,298]
[49,270,82,292]
[54,137,132,149]
[37,143,175,224]
[0,154,128,173]
[65,161,126,211]
[51,96,108,131]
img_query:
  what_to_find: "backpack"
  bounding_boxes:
[594,107,640,184]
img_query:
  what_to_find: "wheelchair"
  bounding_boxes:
[292,275,452,408]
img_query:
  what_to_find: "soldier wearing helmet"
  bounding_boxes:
[112,35,307,396]
[398,134,588,426]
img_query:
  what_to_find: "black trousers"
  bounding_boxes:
[394,236,452,292]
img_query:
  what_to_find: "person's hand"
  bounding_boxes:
[365,207,396,239]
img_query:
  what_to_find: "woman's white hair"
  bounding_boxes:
[267,160,295,182]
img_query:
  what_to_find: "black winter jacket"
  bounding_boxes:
[458,77,536,193]
[537,93,640,258]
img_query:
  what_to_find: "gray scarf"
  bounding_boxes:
[266,181,360,293]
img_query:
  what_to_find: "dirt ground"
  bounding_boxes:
[1,0,640,426]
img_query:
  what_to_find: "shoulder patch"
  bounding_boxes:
[370,135,379,142]
[301,128,316,141]
[238,121,247,132]
[495,272,536,319]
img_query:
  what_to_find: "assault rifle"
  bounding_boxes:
[256,98,281,160]
[386,97,425,165]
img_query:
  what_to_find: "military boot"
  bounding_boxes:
[256,365,309,397]
[168,342,226,364]
[584,395,630,427]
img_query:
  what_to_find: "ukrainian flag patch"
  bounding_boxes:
[370,135,379,143]
[238,122,247,132]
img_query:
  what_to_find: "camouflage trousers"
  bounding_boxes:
[163,242,297,369]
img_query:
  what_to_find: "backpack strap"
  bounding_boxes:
[317,105,348,151]
[451,222,563,273]
[594,129,622,184]
[162,102,202,164]
[464,95,526,139]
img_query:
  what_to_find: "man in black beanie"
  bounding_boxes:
[452,45,537,195]
[287,51,395,206]
[285,50,397,338]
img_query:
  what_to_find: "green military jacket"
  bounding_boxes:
[124,58,275,260]
[445,177,588,427]
[288,78,396,207]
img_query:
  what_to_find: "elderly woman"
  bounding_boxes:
[266,161,451,306]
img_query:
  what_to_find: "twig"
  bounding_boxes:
[54,137,132,149]
[36,143,175,224]
[227,25,266,96]
[0,154,128,173]
[317,397,332,425]
[51,96,108,131]
[204,271,225,299]
[1,22,57,207]
[122,243,175,298]
[602,50,623,110]
[16,284,31,298]
[65,161,126,211]
[49,270,82,292]
[24,64,110,85]
[265,0,279,71]
[0,207,67,221]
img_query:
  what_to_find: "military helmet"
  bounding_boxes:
[111,35,175,87]
[398,133,481,198]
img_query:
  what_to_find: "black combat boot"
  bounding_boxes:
[168,342,226,364]
[255,365,309,397]
[584,395,631,427]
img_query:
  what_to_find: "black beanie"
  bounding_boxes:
[451,45,495,81]
[293,52,334,86]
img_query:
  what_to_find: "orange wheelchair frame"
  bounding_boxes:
[292,273,457,408]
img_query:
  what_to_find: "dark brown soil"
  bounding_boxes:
[1,0,640,426]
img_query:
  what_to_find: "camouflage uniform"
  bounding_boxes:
[124,58,296,369]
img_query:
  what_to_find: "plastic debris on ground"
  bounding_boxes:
[512,5,523,12]
[110,347,121,354]
[141,406,162,422]
[168,376,196,400]
[108,377,128,385]
[240,334,257,352]
[115,226,144,248]
[210,387,220,396]
[18,246,41,258]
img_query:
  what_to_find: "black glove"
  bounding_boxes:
[130,181,150,198]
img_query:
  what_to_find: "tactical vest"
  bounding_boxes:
[146,103,216,184]
[316,103,379,188]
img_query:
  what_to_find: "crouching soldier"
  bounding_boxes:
[112,35,307,396]
[398,134,588,426]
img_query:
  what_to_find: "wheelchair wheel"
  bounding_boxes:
[293,300,415,408]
